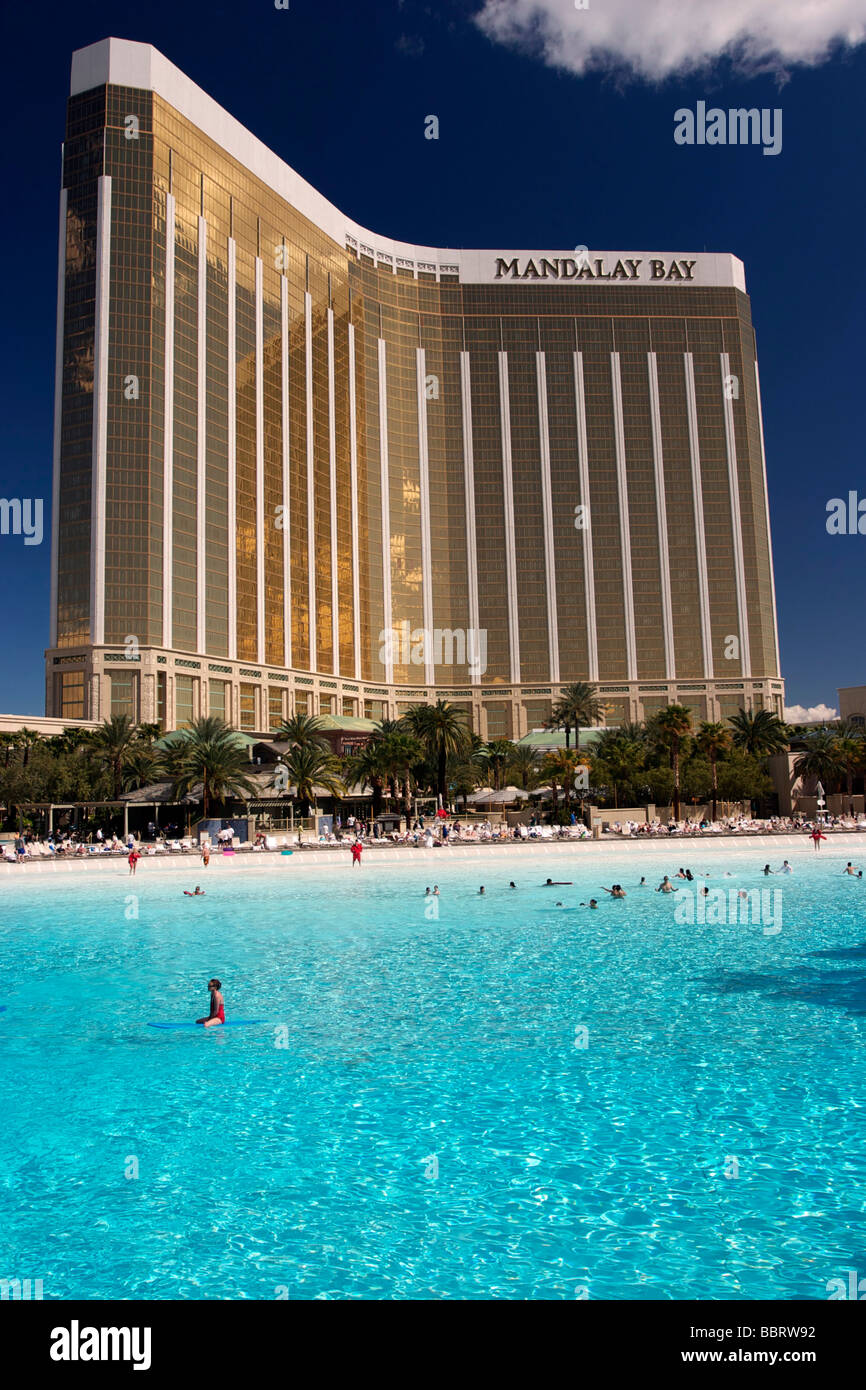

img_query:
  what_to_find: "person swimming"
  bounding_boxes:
[542,878,572,886]
[638,877,647,886]
[183,886,206,896]
[656,876,677,893]
[763,864,774,876]
[424,887,432,896]
[478,886,485,895]
[780,861,792,873]
[601,884,626,898]
[843,862,860,876]
[433,885,440,895]
[509,881,517,889]
[196,977,224,1027]
[676,868,687,879]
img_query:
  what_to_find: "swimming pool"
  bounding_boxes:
[1,847,865,1299]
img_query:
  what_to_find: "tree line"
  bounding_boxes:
[1,682,862,832]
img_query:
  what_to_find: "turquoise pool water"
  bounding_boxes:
[1,848,865,1300]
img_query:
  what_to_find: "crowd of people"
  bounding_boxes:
[4,809,865,865]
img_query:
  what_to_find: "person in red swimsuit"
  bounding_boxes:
[351,842,363,867]
[197,977,225,1027]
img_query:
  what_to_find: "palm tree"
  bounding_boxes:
[506,744,540,791]
[485,739,514,791]
[793,730,844,802]
[546,682,604,752]
[345,741,388,819]
[14,728,43,769]
[447,732,490,811]
[834,734,865,815]
[162,716,257,818]
[92,716,139,801]
[0,732,16,769]
[385,731,424,821]
[654,705,693,823]
[696,721,732,822]
[277,744,344,817]
[728,708,789,758]
[403,700,471,807]
[122,743,160,792]
[592,724,647,808]
[275,712,330,752]
[542,749,580,816]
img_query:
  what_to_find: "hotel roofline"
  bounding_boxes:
[70,37,746,292]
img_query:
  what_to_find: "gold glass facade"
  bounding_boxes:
[48,41,784,735]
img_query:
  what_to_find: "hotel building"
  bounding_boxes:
[48,38,785,737]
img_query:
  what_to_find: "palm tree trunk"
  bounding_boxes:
[402,771,411,823]
[711,756,718,823]
[565,724,571,750]
[438,747,447,806]
[672,744,681,822]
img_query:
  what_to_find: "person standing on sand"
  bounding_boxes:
[128,849,141,876]
[810,827,826,851]
[351,841,363,867]
[201,841,211,867]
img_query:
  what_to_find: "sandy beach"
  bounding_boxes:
[2,830,864,879]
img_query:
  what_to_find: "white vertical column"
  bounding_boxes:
[497,352,521,686]
[754,360,781,676]
[721,352,751,677]
[416,347,435,685]
[89,175,111,648]
[327,307,340,675]
[647,352,676,680]
[305,292,316,671]
[163,194,176,651]
[50,187,68,650]
[255,258,265,665]
[460,351,480,686]
[684,353,714,678]
[348,324,362,679]
[227,238,237,661]
[196,216,207,653]
[377,337,393,684]
[535,352,560,685]
[280,274,291,669]
[573,352,598,682]
[610,353,637,682]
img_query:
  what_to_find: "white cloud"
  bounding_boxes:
[784,703,839,725]
[473,0,866,81]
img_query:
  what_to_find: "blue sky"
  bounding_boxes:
[1,0,864,718]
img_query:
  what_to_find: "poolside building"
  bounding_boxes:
[47,38,785,738]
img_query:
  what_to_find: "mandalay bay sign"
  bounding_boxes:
[493,255,700,282]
